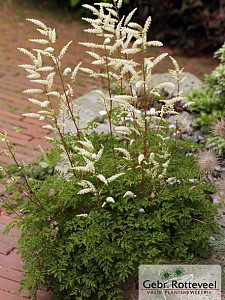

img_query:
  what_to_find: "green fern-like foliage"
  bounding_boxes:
[12,133,218,300]
[206,135,225,156]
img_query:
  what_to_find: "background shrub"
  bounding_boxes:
[187,43,225,155]
[36,0,225,54]
[188,43,225,129]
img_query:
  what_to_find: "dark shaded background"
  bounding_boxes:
[30,0,225,55]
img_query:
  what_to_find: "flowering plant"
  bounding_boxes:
[0,1,219,299]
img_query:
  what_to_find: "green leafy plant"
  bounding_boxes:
[188,43,225,155]
[0,1,220,299]
[0,147,60,214]
[206,134,225,156]
[13,133,217,300]
[188,43,225,129]
[188,88,225,129]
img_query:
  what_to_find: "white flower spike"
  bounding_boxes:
[123,191,136,198]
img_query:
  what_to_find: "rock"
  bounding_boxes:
[181,133,189,139]
[151,72,203,97]
[198,135,204,140]
[57,90,112,136]
[55,154,74,177]
[181,125,195,135]
[212,193,222,204]
[167,111,198,133]
[56,90,114,174]
[57,72,202,137]
[190,129,206,143]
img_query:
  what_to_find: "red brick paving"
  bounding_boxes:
[0,209,52,299]
[0,1,219,299]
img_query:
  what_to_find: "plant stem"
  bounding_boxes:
[104,45,115,158]
[2,163,45,211]
[43,84,76,175]
[94,167,102,213]
[54,53,81,140]
[141,41,147,187]
[0,196,24,221]
[209,170,225,207]
[6,142,47,211]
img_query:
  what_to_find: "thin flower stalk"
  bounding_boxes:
[93,165,102,212]
[5,141,47,211]
[43,85,76,173]
[53,51,81,140]
[103,44,115,157]
[209,170,225,207]
[0,149,47,211]
[0,196,24,221]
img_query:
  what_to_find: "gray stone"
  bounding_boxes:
[56,90,113,174]
[55,154,73,176]
[167,111,198,132]
[56,72,202,173]
[212,193,222,204]
[58,72,202,137]
[190,129,206,143]
[151,72,203,97]
[58,90,112,136]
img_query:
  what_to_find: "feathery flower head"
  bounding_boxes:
[0,131,8,143]
[166,177,177,185]
[102,196,115,208]
[106,197,115,203]
[138,154,145,165]
[211,118,225,139]
[23,89,43,94]
[107,173,124,183]
[77,187,96,195]
[79,137,95,152]
[26,18,47,30]
[115,147,131,160]
[22,113,41,119]
[63,67,72,76]
[123,191,136,198]
[197,150,220,173]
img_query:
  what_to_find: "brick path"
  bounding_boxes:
[0,1,218,299]
[0,208,52,300]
